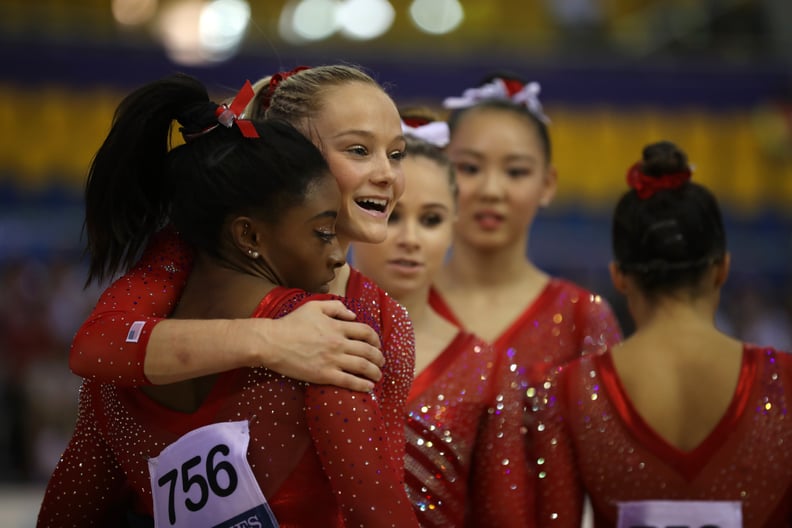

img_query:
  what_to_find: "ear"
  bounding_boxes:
[713,252,731,288]
[539,164,558,208]
[609,261,627,294]
[230,216,265,257]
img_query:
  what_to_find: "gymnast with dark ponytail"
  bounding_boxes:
[39,73,419,528]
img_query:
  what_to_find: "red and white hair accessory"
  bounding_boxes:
[401,116,450,148]
[442,77,550,124]
[216,79,259,138]
[182,80,259,142]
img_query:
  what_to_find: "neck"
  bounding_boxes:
[629,291,720,335]
[445,236,536,287]
[395,286,431,332]
[177,254,277,319]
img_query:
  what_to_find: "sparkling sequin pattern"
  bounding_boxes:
[431,278,622,369]
[404,332,533,527]
[69,227,194,386]
[530,345,792,528]
[38,282,419,527]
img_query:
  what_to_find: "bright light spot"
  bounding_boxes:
[282,0,338,42]
[278,1,303,44]
[155,0,250,65]
[112,0,158,26]
[200,0,251,59]
[156,0,205,65]
[337,0,394,40]
[409,0,463,35]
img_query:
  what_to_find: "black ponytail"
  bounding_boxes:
[84,73,210,285]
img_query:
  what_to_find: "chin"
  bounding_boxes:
[347,221,388,244]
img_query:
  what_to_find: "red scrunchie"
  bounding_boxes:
[258,66,311,112]
[626,162,691,199]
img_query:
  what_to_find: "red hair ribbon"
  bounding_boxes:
[500,77,526,98]
[402,116,432,128]
[258,65,311,112]
[626,162,691,199]
[214,80,258,138]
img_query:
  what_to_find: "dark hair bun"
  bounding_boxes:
[641,141,688,177]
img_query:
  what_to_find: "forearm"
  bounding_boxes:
[143,318,267,384]
[141,298,385,389]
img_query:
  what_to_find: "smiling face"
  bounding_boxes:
[446,107,556,252]
[258,174,345,293]
[306,82,407,247]
[352,155,455,302]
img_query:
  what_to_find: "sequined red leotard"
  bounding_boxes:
[38,286,418,527]
[531,345,792,528]
[404,331,533,527]
[69,228,195,386]
[429,279,623,369]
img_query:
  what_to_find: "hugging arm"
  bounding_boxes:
[70,228,384,390]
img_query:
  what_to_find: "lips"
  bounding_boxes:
[318,270,338,293]
[473,210,505,230]
[389,258,421,268]
[386,258,424,275]
[354,197,389,215]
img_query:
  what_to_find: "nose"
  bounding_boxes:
[328,241,346,270]
[397,218,420,250]
[478,169,505,200]
[371,151,402,190]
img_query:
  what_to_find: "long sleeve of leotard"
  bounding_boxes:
[304,383,419,527]
[528,364,584,528]
[69,228,192,386]
[37,380,134,527]
[466,348,535,528]
[291,291,419,527]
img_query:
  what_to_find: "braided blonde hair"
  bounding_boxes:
[246,65,380,133]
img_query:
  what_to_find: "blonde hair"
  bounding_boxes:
[245,65,379,126]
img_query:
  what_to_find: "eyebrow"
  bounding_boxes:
[333,129,406,143]
[423,203,451,211]
[453,148,537,164]
[309,210,338,221]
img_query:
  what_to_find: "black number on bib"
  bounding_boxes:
[183,455,209,512]
[157,443,240,525]
[207,444,238,497]
[158,469,179,525]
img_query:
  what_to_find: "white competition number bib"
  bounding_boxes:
[148,420,279,528]
[617,500,742,528]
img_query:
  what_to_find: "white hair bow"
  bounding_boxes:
[401,120,450,148]
[442,78,550,124]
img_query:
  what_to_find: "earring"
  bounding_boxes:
[247,248,259,259]
[242,222,250,236]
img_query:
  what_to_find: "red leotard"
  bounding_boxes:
[531,345,792,528]
[429,279,623,369]
[404,331,533,527]
[39,286,418,527]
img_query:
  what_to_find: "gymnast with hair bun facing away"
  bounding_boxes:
[530,140,792,528]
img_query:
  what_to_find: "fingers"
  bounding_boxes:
[338,319,382,350]
[323,371,376,393]
[307,300,382,350]
[336,344,384,381]
[316,300,357,321]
